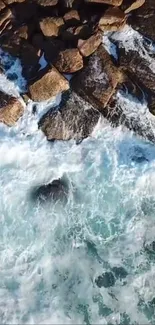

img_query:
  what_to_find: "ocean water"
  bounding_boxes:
[0,26,155,324]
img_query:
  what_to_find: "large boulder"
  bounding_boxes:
[39,91,100,141]
[129,0,155,41]
[78,31,102,57]
[39,17,64,37]
[0,91,24,126]
[29,67,69,102]
[55,48,83,73]
[71,44,124,112]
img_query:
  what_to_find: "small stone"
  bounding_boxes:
[95,272,115,288]
[78,31,102,57]
[36,0,58,6]
[29,67,69,102]
[55,48,83,73]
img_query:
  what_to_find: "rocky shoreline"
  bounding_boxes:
[0,0,155,142]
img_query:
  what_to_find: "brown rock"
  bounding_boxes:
[55,48,83,73]
[39,17,64,37]
[64,9,80,26]
[124,0,145,13]
[71,44,124,111]
[39,91,100,141]
[98,7,126,32]
[78,31,102,57]
[32,33,44,50]
[3,0,25,3]
[129,0,155,41]
[1,33,22,56]
[29,67,69,102]
[44,38,65,63]
[0,1,6,11]
[36,0,58,6]
[15,25,28,39]
[74,24,92,39]
[0,92,24,126]
[0,8,11,28]
[84,0,123,6]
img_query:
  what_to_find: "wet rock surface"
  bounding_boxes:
[95,272,116,288]
[0,91,24,126]
[39,91,100,141]
[31,177,69,204]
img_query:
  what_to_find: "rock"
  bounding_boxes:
[3,0,25,3]
[63,9,80,26]
[31,177,69,204]
[74,24,93,39]
[0,32,22,57]
[20,40,40,80]
[85,0,123,6]
[55,48,83,73]
[0,1,6,11]
[36,0,58,6]
[78,31,102,57]
[95,272,115,288]
[98,7,126,32]
[31,33,44,50]
[43,38,65,63]
[0,92,24,126]
[112,266,128,280]
[71,44,124,112]
[129,0,155,41]
[0,8,12,29]
[39,17,64,37]
[15,25,29,40]
[123,0,145,14]
[39,91,100,141]
[29,66,69,102]
[11,2,37,22]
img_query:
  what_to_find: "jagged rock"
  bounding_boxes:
[29,67,69,102]
[95,272,116,288]
[129,0,155,41]
[85,0,123,6]
[11,1,37,22]
[15,25,29,39]
[20,40,40,80]
[39,91,100,141]
[0,92,24,126]
[31,33,44,50]
[55,48,83,73]
[31,177,69,204]
[78,31,102,57]
[74,24,92,39]
[98,7,126,32]
[63,9,80,26]
[71,44,124,112]
[40,17,64,37]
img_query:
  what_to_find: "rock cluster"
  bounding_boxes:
[0,0,155,143]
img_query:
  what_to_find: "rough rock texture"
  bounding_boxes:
[29,67,69,102]
[3,0,25,3]
[72,44,124,112]
[31,177,69,204]
[129,0,155,41]
[98,7,126,31]
[40,17,64,37]
[55,48,83,73]
[0,92,24,126]
[78,31,102,57]
[39,91,100,141]
[63,9,80,26]
[124,0,145,14]
[85,0,123,6]
[36,0,58,6]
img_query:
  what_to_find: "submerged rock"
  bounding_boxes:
[0,91,24,126]
[112,266,128,280]
[95,272,115,288]
[39,91,100,141]
[31,177,69,204]
[28,67,69,102]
